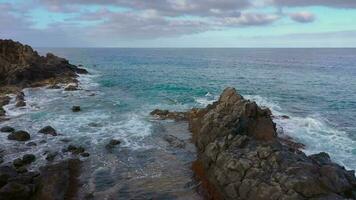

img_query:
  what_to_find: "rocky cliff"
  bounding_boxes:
[152,87,356,200]
[0,39,87,89]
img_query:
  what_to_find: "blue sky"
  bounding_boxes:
[1,0,356,47]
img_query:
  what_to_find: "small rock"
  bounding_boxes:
[15,167,28,174]
[88,122,101,127]
[13,158,24,168]
[45,152,58,161]
[22,154,36,164]
[281,115,290,119]
[47,84,61,89]
[105,139,121,149]
[0,126,15,133]
[72,106,81,112]
[80,152,90,157]
[60,138,71,143]
[26,142,37,146]
[39,140,47,144]
[15,100,26,107]
[67,145,85,154]
[38,126,57,136]
[7,131,30,141]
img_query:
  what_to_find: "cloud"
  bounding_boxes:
[271,0,356,9]
[289,12,315,23]
[217,12,280,26]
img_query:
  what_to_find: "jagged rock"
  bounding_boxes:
[150,109,188,121]
[38,126,57,136]
[72,106,81,112]
[0,39,88,88]
[0,126,15,133]
[155,87,356,200]
[163,135,185,148]
[7,131,30,141]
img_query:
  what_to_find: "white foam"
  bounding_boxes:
[245,94,356,171]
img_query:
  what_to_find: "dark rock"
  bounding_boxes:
[150,109,188,121]
[0,166,18,187]
[47,84,60,89]
[13,158,25,168]
[0,39,88,88]
[0,182,31,200]
[66,145,85,154]
[45,152,58,162]
[88,122,101,127]
[38,126,57,136]
[163,135,185,148]
[26,142,37,146]
[72,106,81,112]
[80,152,90,157]
[32,159,81,200]
[15,100,26,107]
[7,131,30,141]
[105,139,121,149]
[157,87,356,200]
[0,126,15,133]
[22,154,36,164]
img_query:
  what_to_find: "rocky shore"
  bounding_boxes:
[0,39,87,118]
[152,88,356,200]
[0,40,88,199]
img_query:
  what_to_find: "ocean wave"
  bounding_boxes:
[245,94,356,171]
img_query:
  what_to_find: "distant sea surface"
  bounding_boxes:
[2,48,356,198]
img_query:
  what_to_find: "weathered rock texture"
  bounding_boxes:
[0,159,81,200]
[0,39,87,88]
[0,39,87,117]
[153,87,356,200]
[190,88,356,199]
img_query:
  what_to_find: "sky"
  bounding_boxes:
[1,0,356,47]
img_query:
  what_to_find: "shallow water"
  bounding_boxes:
[1,48,356,198]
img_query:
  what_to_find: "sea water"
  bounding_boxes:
[1,48,355,199]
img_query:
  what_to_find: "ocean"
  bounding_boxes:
[1,48,356,199]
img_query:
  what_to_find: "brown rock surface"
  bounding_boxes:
[153,87,356,199]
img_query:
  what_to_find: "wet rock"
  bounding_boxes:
[0,108,5,116]
[0,182,31,200]
[157,87,356,200]
[15,92,26,108]
[105,139,121,149]
[150,109,188,121]
[66,145,85,154]
[72,106,81,112]
[64,83,78,91]
[45,152,58,162]
[0,126,15,133]
[38,126,57,136]
[26,142,37,146]
[47,84,60,89]
[163,135,185,148]
[22,154,36,165]
[15,100,26,107]
[33,159,81,200]
[80,152,90,157]
[7,131,30,141]
[60,138,71,143]
[88,122,101,127]
[13,158,25,168]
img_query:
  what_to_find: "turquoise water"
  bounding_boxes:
[1,48,356,198]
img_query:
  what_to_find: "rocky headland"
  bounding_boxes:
[0,40,88,199]
[152,87,356,200]
[0,39,87,118]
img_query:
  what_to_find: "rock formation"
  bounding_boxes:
[152,87,356,200]
[0,39,88,117]
[0,39,87,88]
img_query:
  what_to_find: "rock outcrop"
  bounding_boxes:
[0,39,88,117]
[0,39,87,88]
[0,159,81,200]
[153,87,356,200]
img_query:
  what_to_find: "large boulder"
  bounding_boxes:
[7,131,30,141]
[38,126,57,136]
